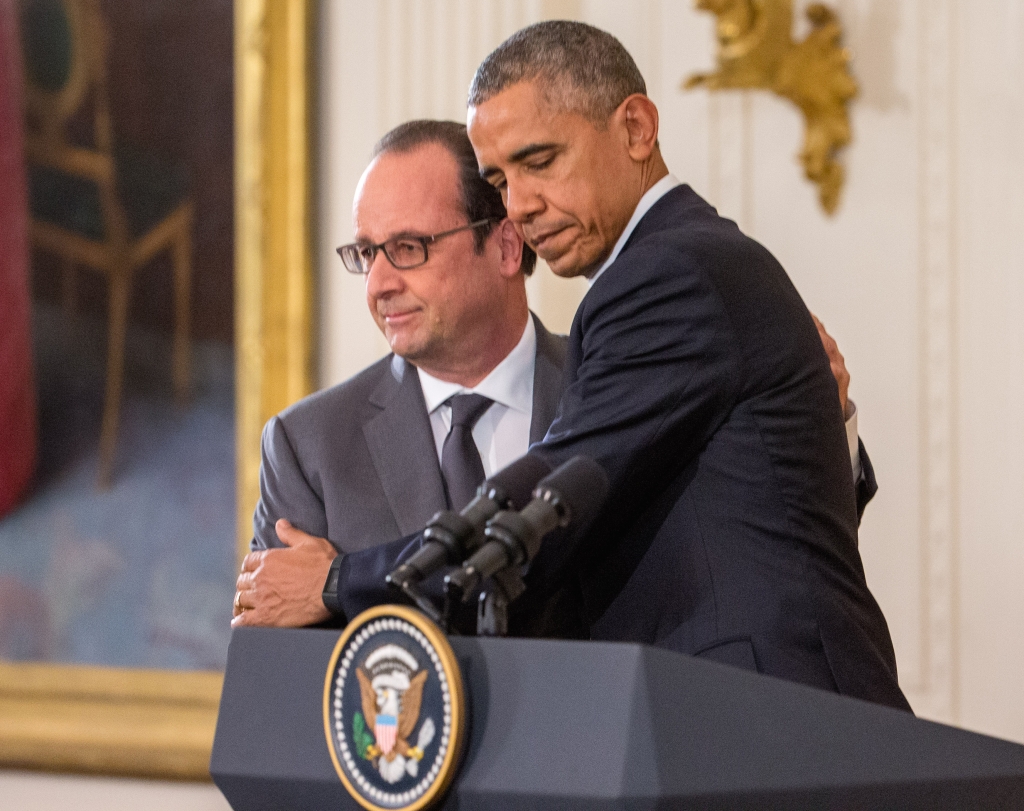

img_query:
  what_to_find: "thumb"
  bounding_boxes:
[276,518,299,547]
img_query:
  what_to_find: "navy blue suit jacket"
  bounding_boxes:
[335,186,906,711]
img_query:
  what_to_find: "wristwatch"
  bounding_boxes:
[321,554,346,617]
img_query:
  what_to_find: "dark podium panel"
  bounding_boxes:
[211,627,1024,810]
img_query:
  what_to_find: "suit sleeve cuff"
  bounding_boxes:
[845,399,862,482]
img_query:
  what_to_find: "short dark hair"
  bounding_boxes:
[370,120,537,275]
[468,20,646,124]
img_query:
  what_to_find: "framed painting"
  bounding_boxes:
[0,0,313,779]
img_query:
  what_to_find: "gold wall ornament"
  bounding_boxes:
[684,0,858,215]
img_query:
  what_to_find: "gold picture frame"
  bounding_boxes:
[0,0,314,780]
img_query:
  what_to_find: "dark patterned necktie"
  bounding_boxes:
[440,393,493,511]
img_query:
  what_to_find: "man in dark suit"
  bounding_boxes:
[232,116,873,635]
[328,22,908,711]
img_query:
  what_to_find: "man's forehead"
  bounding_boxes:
[469,81,588,163]
[472,81,546,128]
[353,146,463,237]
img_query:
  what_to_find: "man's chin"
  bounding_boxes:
[541,249,590,278]
[387,334,433,364]
[544,254,598,280]
[384,332,419,360]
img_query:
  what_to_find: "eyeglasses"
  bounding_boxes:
[337,219,495,275]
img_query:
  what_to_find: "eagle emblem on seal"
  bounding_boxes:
[352,643,437,784]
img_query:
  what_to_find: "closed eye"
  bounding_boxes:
[526,154,555,171]
[483,172,506,191]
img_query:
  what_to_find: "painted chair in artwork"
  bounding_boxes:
[19,0,193,488]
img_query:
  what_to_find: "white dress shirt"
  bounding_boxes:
[418,316,536,478]
[845,400,862,481]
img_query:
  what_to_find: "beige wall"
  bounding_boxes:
[318,0,1024,743]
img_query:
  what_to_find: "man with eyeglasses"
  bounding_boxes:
[232,118,873,634]
[232,120,569,628]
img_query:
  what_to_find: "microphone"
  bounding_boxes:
[385,454,551,594]
[444,455,609,601]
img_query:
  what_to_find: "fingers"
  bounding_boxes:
[232,603,260,627]
[236,570,256,591]
[229,585,330,629]
[232,581,265,623]
[814,317,841,362]
[811,315,846,374]
[276,518,332,551]
[235,556,259,617]
[810,313,850,414]
[234,564,259,617]
[240,550,264,573]
[276,518,301,547]
[232,587,249,618]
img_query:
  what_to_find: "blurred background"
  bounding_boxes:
[0,0,236,675]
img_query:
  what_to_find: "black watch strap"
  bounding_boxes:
[321,554,345,617]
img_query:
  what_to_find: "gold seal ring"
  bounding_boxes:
[234,591,243,611]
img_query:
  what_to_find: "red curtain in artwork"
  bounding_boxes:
[0,0,38,518]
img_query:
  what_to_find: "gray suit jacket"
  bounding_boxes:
[252,314,568,552]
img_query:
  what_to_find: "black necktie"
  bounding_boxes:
[440,394,493,511]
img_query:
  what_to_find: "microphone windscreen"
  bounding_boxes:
[536,456,610,528]
[484,454,552,510]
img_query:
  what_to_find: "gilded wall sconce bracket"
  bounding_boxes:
[684,0,857,215]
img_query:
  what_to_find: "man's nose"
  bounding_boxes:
[364,248,403,298]
[504,178,544,224]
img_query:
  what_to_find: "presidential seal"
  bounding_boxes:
[323,605,467,811]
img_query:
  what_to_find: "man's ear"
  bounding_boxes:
[496,218,525,277]
[618,93,659,162]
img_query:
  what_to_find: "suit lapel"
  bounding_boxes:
[363,356,448,535]
[530,313,569,445]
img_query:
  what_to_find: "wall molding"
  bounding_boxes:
[912,0,959,723]
[707,90,754,234]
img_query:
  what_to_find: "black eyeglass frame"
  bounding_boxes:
[336,218,496,275]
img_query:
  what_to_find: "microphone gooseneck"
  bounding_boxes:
[444,455,609,601]
[385,455,552,601]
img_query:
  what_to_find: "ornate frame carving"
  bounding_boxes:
[0,0,314,780]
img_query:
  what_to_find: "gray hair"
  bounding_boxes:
[468,20,647,124]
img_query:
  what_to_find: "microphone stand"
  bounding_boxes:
[476,569,526,637]
[390,556,522,636]
[396,579,446,629]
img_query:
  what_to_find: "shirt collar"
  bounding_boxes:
[417,315,536,415]
[587,173,682,285]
